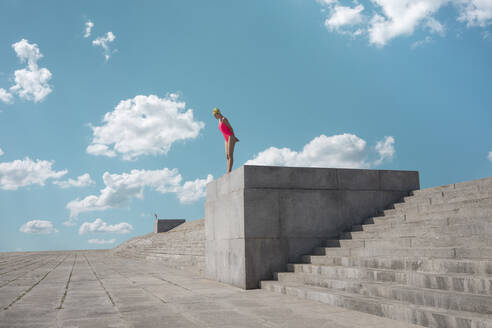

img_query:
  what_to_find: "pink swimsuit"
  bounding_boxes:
[219,119,234,141]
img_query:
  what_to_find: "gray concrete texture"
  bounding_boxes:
[0,251,422,328]
[262,177,492,328]
[113,219,205,273]
[154,219,186,233]
[205,165,420,289]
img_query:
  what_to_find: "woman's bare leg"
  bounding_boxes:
[225,140,229,172]
[227,136,236,173]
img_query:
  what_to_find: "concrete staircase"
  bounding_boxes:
[261,177,492,328]
[112,219,205,273]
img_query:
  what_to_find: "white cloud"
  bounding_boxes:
[0,157,67,190]
[317,0,492,46]
[87,94,205,160]
[0,88,13,104]
[411,35,433,48]
[53,173,95,188]
[86,144,117,158]
[9,39,52,102]
[246,134,370,168]
[88,238,116,245]
[63,219,77,227]
[66,168,212,218]
[92,31,116,61]
[84,20,94,38]
[488,151,492,162]
[12,39,43,64]
[67,194,112,219]
[456,0,492,27]
[19,220,58,234]
[318,0,338,5]
[374,136,395,165]
[0,148,3,156]
[368,0,447,46]
[246,134,396,168]
[79,218,133,235]
[177,174,214,204]
[425,17,446,35]
[325,4,365,31]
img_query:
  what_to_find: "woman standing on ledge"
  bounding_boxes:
[213,108,239,173]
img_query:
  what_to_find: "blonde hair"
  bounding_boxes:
[212,107,221,116]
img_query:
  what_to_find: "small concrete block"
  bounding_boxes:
[154,219,185,233]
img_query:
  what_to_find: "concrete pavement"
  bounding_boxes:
[0,251,422,328]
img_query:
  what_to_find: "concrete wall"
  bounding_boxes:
[154,219,185,233]
[205,165,419,289]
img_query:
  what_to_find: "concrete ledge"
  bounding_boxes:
[205,165,419,289]
[154,219,185,233]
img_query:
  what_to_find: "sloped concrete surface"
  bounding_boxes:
[112,219,205,273]
[0,251,422,328]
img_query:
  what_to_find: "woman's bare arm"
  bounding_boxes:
[223,117,239,141]
[223,118,235,134]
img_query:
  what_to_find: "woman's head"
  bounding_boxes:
[212,107,222,119]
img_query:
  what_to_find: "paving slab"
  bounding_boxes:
[0,251,423,327]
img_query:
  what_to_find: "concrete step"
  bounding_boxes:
[313,246,492,259]
[144,252,205,258]
[140,249,205,256]
[150,242,204,245]
[357,212,492,235]
[325,238,412,248]
[144,253,205,262]
[143,242,205,246]
[410,178,492,196]
[303,255,492,276]
[261,281,492,328]
[368,204,492,226]
[342,219,492,239]
[403,189,492,206]
[274,272,492,314]
[264,179,492,327]
[112,219,206,271]
[330,235,492,248]
[383,197,492,217]
[339,221,492,239]
[286,263,492,295]
[396,191,492,210]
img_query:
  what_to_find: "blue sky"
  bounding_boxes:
[0,0,491,252]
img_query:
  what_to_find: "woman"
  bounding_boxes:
[213,108,239,173]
